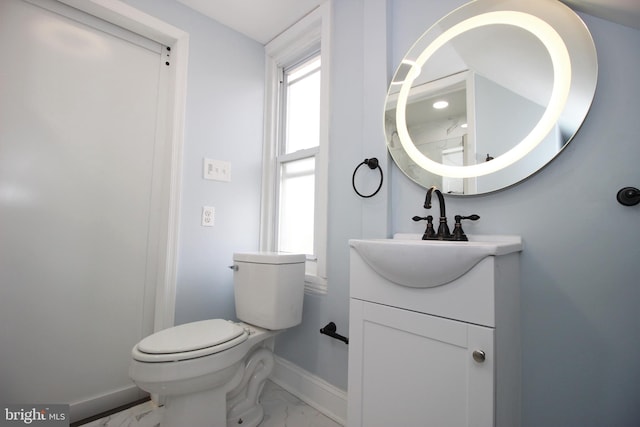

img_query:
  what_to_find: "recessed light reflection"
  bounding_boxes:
[433,100,449,109]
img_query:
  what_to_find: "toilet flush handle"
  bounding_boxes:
[228,265,239,271]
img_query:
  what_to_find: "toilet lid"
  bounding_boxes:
[137,319,246,355]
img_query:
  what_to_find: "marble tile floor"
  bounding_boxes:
[77,380,343,427]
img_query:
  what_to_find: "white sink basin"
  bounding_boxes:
[349,234,522,288]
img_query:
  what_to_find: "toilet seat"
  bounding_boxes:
[132,319,248,363]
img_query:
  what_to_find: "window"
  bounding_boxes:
[277,55,320,256]
[261,4,330,293]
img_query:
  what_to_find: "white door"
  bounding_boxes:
[0,0,171,420]
[442,145,464,194]
[348,299,495,427]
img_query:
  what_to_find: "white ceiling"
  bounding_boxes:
[177,0,640,45]
[177,0,323,44]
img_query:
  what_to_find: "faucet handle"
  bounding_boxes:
[452,214,480,241]
[456,214,480,222]
[413,215,436,240]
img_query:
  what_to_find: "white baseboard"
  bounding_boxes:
[70,384,147,423]
[269,356,347,426]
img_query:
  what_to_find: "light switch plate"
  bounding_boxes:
[203,158,231,182]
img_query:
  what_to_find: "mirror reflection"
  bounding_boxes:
[384,0,597,195]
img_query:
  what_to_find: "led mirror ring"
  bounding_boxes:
[395,11,572,179]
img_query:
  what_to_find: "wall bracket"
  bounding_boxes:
[320,322,349,345]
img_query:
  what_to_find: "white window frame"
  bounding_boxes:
[261,2,331,294]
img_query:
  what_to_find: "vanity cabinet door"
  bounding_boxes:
[348,299,495,427]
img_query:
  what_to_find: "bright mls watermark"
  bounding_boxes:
[1,405,69,427]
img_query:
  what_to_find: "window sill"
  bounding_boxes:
[305,274,328,295]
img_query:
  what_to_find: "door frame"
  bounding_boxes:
[58,0,188,332]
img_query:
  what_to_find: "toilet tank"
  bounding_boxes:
[232,252,306,330]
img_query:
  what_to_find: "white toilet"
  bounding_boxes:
[129,252,305,427]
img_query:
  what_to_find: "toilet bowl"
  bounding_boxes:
[129,252,305,427]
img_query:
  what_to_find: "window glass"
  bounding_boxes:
[284,57,321,154]
[278,157,315,255]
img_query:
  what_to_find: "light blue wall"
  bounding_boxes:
[270,0,366,390]
[120,0,266,325]
[121,1,640,425]
[386,2,640,427]
[474,74,559,194]
[275,0,640,425]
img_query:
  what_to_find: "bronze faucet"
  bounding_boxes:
[424,186,451,239]
[412,186,479,241]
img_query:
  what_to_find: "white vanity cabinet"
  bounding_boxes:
[347,237,522,427]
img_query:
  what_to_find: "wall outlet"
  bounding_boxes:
[201,206,215,227]
[203,158,231,182]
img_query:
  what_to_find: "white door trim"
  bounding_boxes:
[58,0,188,332]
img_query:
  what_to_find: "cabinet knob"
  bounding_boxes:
[472,350,486,363]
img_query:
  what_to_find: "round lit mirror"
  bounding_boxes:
[384,0,597,195]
